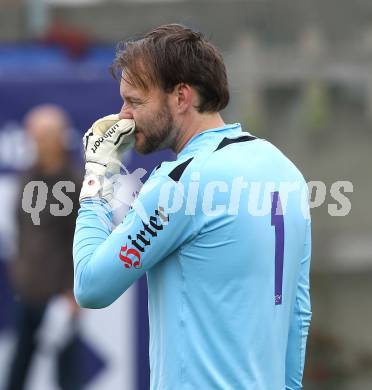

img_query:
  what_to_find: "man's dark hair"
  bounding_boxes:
[111,23,229,113]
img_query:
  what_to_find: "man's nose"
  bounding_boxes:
[119,104,134,120]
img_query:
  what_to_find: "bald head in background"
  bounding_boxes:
[24,104,71,174]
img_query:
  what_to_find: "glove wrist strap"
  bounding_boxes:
[79,162,114,203]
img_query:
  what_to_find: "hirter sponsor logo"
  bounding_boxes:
[119,207,168,269]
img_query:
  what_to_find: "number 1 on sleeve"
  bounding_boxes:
[271,191,284,305]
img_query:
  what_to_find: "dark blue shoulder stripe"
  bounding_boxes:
[214,135,257,152]
[168,157,193,182]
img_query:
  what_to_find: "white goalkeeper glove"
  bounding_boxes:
[79,114,135,203]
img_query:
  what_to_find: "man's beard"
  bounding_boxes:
[135,103,177,155]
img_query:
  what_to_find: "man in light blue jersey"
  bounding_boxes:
[73,24,311,390]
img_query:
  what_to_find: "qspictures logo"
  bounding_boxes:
[118,207,169,269]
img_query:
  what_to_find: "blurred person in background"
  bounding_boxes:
[5,104,82,390]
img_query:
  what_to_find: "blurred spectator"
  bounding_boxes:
[5,104,81,390]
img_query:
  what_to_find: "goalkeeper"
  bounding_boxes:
[73,24,311,390]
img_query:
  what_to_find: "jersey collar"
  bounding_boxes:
[177,123,242,158]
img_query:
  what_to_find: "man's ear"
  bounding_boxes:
[173,83,196,114]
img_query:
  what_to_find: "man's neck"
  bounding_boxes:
[173,112,225,154]
[37,153,66,176]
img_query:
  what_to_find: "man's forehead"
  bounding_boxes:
[120,76,163,100]
[120,77,140,97]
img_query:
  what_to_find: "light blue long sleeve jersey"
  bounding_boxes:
[73,123,311,390]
